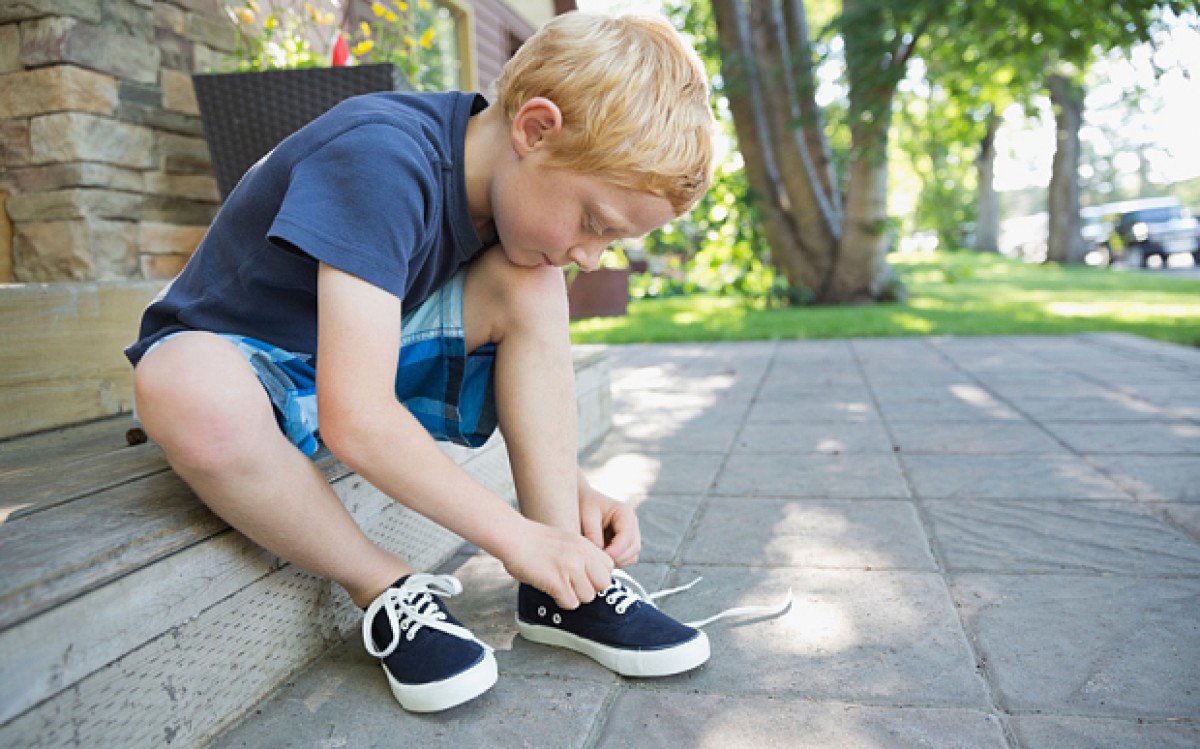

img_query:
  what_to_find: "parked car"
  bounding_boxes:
[1099,197,1200,268]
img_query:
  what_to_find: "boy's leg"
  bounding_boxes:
[137,332,497,712]
[134,332,411,607]
[462,246,709,678]
[462,246,581,533]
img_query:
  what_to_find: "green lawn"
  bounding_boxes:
[569,251,1200,347]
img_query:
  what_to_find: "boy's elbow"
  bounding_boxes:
[318,405,377,472]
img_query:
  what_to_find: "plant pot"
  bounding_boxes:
[192,64,408,200]
[567,267,630,321]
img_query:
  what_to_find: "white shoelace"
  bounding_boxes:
[607,569,794,628]
[362,573,492,659]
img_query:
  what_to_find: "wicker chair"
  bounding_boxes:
[192,64,407,200]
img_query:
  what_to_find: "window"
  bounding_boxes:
[410,0,477,92]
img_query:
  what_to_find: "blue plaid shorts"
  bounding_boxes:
[146,268,497,458]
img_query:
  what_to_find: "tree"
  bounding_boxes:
[950,2,1198,264]
[707,0,932,303]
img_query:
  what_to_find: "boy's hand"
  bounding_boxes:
[502,519,614,610]
[578,478,641,569]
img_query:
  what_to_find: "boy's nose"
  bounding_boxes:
[568,240,608,271]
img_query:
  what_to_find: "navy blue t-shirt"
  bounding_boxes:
[125,91,491,366]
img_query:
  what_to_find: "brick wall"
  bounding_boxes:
[0,0,231,283]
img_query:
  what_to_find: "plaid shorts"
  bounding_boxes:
[145,268,497,458]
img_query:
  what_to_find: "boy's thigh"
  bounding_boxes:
[399,266,499,448]
[133,331,282,448]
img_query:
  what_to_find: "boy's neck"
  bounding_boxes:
[463,105,507,243]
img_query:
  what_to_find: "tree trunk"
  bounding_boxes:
[830,120,892,301]
[711,0,828,292]
[974,109,1000,252]
[711,0,901,303]
[1047,74,1085,264]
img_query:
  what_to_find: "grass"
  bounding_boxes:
[569,250,1200,347]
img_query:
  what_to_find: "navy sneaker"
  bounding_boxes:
[516,571,710,677]
[362,574,497,712]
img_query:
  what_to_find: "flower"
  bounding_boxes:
[220,0,442,87]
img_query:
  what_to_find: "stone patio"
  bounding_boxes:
[211,333,1200,749]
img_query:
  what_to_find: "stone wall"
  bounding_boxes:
[0,0,233,283]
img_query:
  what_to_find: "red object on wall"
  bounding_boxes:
[331,32,349,66]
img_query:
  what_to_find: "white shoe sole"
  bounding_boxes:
[517,619,710,677]
[381,650,498,713]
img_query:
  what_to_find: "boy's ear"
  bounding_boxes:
[511,97,563,156]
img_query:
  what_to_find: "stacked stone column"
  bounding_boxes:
[0,0,236,282]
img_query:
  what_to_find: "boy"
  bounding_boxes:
[127,12,716,713]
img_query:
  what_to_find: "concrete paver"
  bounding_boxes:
[213,334,1200,748]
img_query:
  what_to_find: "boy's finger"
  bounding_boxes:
[582,513,605,550]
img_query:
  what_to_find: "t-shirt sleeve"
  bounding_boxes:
[268,124,436,300]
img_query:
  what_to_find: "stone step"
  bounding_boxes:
[0,346,612,748]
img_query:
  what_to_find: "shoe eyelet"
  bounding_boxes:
[538,606,547,618]
[552,613,562,625]
[606,595,619,605]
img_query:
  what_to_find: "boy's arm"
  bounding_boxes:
[314,263,612,608]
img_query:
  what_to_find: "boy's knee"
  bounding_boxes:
[467,246,569,338]
[134,335,274,473]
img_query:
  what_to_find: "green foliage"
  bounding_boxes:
[219,0,448,90]
[572,250,1200,346]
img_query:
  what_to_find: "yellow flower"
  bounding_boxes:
[419,28,435,49]
[418,0,431,9]
[320,11,335,24]
[372,2,387,16]
[263,14,278,29]
[305,3,318,22]
[246,0,259,10]
[395,1,409,12]
[404,34,416,48]
[360,21,372,37]
[236,7,255,24]
[386,11,398,22]
[352,39,375,55]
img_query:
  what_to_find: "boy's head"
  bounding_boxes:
[494,12,716,216]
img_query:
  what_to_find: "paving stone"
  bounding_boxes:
[1149,502,1200,540]
[734,421,894,454]
[902,455,1129,500]
[1041,420,1200,454]
[1098,455,1200,501]
[952,575,1200,716]
[651,567,989,706]
[747,397,882,424]
[869,382,988,402]
[889,421,1070,454]
[926,500,1200,573]
[876,394,1024,422]
[603,413,742,453]
[715,453,910,498]
[1010,715,1200,749]
[756,379,873,403]
[983,380,1113,401]
[208,638,611,749]
[593,692,1008,749]
[682,498,935,570]
[582,448,724,497]
[1012,395,1176,422]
